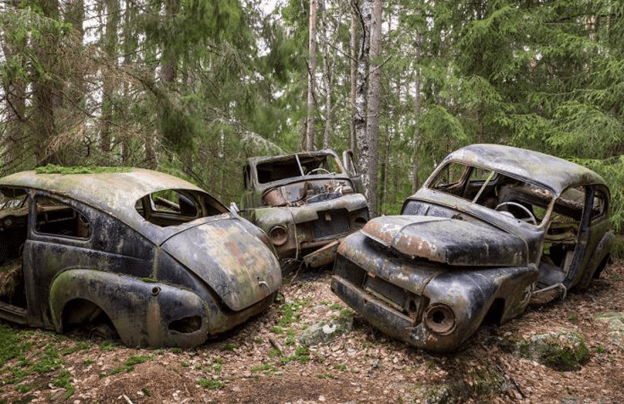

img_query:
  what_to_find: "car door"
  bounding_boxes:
[21,192,93,328]
[559,184,610,289]
[575,184,611,288]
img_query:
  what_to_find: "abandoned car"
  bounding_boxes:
[0,167,282,348]
[237,150,369,269]
[332,144,612,352]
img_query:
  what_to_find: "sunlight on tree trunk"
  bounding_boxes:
[365,0,382,217]
[349,9,357,154]
[305,0,318,151]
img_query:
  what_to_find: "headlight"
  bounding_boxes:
[424,304,456,335]
[268,225,289,246]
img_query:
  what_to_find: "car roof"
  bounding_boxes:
[444,144,607,195]
[0,169,223,242]
[246,149,340,166]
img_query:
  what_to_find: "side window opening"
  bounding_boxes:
[0,187,29,308]
[590,188,607,221]
[35,197,91,239]
[431,163,469,195]
[136,189,227,227]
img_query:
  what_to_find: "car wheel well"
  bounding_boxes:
[61,298,118,338]
[594,254,611,280]
[483,298,505,325]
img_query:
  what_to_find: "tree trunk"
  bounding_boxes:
[364,0,382,217]
[101,0,119,154]
[0,1,28,173]
[322,2,344,150]
[160,0,179,84]
[305,0,318,151]
[32,0,61,166]
[353,0,370,184]
[349,7,357,154]
[411,20,423,193]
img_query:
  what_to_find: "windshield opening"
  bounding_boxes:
[429,162,554,226]
[256,154,343,184]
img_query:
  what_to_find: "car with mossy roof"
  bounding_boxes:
[0,166,281,348]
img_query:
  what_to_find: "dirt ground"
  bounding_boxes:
[2,260,624,404]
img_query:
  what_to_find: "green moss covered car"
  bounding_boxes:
[0,168,281,348]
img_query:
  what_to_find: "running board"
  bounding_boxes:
[0,300,27,325]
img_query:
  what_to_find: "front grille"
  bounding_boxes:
[334,256,424,322]
[364,275,409,312]
[312,209,349,239]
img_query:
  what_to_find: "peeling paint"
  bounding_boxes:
[0,169,282,348]
[332,144,613,352]
[240,150,369,269]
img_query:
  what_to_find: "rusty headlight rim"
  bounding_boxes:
[268,225,289,246]
[424,303,457,335]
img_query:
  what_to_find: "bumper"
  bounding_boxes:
[331,242,538,352]
[331,274,466,352]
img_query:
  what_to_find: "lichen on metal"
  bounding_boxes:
[332,144,613,352]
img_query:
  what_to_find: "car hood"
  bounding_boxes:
[160,218,281,311]
[249,193,368,227]
[362,215,527,267]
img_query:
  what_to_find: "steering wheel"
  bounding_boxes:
[307,168,331,175]
[495,201,537,225]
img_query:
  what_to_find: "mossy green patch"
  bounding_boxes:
[197,378,224,390]
[52,370,75,399]
[31,345,63,373]
[125,355,151,366]
[35,164,132,175]
[0,324,20,367]
[519,330,590,371]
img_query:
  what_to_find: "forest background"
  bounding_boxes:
[1,0,624,246]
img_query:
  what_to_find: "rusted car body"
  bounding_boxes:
[332,144,612,352]
[0,168,281,348]
[238,150,369,269]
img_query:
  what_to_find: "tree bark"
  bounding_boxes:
[0,0,28,173]
[32,0,61,166]
[321,2,344,150]
[160,0,179,84]
[365,0,382,217]
[305,0,318,151]
[411,16,423,193]
[349,7,357,154]
[353,0,370,182]
[101,0,119,154]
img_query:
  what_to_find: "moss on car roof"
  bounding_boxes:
[34,164,133,175]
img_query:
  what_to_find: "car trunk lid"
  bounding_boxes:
[160,217,281,311]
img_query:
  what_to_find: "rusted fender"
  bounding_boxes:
[361,215,527,267]
[49,269,211,348]
[161,217,281,312]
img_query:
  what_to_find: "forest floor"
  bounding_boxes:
[1,260,624,404]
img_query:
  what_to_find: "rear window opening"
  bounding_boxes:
[135,189,228,227]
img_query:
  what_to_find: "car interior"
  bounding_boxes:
[430,163,607,296]
[135,189,227,227]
